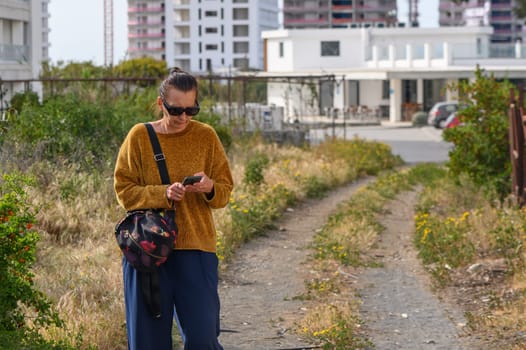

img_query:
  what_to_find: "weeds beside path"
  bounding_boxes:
[218,178,373,349]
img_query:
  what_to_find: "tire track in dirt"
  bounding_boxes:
[357,190,479,350]
[218,178,372,349]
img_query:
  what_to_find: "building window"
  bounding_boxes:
[206,44,218,50]
[279,42,284,57]
[233,8,249,20]
[205,27,218,34]
[233,41,249,53]
[205,11,218,17]
[382,80,389,99]
[233,25,249,37]
[233,57,249,69]
[321,41,340,56]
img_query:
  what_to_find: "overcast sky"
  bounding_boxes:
[48,0,438,66]
[48,0,128,65]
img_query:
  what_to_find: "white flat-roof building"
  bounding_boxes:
[0,0,49,109]
[260,26,526,123]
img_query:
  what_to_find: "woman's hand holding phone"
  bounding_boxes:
[182,175,203,186]
[183,172,214,195]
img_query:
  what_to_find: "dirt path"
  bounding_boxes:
[357,191,476,350]
[218,181,476,349]
[219,178,372,349]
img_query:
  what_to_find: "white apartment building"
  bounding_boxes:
[260,26,526,123]
[127,0,279,74]
[439,0,524,44]
[0,0,50,109]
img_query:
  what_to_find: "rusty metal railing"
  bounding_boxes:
[509,88,526,206]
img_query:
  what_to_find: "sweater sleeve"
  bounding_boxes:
[114,124,173,211]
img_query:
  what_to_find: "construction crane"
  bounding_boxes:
[104,0,114,66]
[408,0,419,27]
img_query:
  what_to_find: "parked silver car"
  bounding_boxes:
[427,101,459,128]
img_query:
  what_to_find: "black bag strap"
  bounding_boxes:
[139,270,162,319]
[140,123,173,319]
[144,123,171,185]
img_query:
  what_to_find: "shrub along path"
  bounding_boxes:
[218,180,481,349]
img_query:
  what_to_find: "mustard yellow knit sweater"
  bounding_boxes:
[114,121,233,253]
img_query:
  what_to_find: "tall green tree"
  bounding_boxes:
[112,57,167,79]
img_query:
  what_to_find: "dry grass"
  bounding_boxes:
[28,166,126,349]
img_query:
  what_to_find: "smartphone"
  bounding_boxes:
[182,175,203,186]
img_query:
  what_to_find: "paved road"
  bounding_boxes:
[309,124,451,164]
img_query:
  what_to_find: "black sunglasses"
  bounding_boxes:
[162,99,200,116]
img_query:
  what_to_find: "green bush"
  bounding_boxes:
[412,111,428,126]
[0,173,64,344]
[443,67,514,198]
[2,89,159,170]
[10,91,40,113]
[244,152,269,186]
[1,87,233,172]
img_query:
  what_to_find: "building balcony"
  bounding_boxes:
[128,20,164,26]
[365,40,526,70]
[382,4,397,11]
[0,44,29,62]
[7,0,30,8]
[128,6,164,13]
[283,5,330,12]
[174,19,191,25]
[354,17,389,23]
[491,3,512,10]
[332,17,352,24]
[332,5,352,11]
[174,0,191,6]
[128,46,164,52]
[284,18,329,25]
[439,3,463,10]
[490,15,512,22]
[128,32,164,38]
[353,4,376,11]
[174,53,192,59]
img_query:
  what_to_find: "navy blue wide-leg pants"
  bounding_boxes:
[123,250,223,350]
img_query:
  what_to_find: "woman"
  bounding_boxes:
[114,67,233,349]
